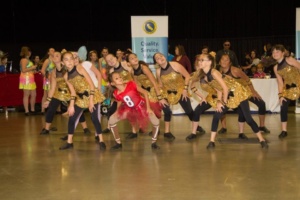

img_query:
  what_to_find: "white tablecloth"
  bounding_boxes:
[172,78,280,114]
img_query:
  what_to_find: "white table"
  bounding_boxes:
[172,78,280,114]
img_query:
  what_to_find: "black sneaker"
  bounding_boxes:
[206,141,215,149]
[95,135,99,141]
[164,132,175,140]
[83,128,91,134]
[259,126,270,133]
[126,133,138,139]
[60,135,68,140]
[59,143,73,150]
[40,128,49,135]
[30,111,37,115]
[186,133,197,141]
[238,133,248,139]
[102,128,110,133]
[260,141,269,149]
[279,131,287,138]
[151,142,160,149]
[24,112,30,116]
[196,126,206,134]
[218,128,227,134]
[111,143,122,150]
[99,142,106,150]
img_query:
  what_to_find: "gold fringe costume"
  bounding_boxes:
[68,67,104,108]
[277,59,300,100]
[159,63,189,105]
[206,69,251,109]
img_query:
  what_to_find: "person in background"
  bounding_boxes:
[284,45,295,58]
[272,44,300,138]
[248,65,257,78]
[216,40,239,69]
[172,44,192,73]
[19,46,37,116]
[241,50,260,76]
[88,50,99,69]
[253,63,266,78]
[40,48,56,114]
[0,55,8,73]
[201,45,210,54]
[98,47,109,90]
[116,49,125,62]
[32,55,41,71]
[0,53,9,113]
[261,43,276,78]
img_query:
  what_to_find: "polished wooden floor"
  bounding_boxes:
[1,108,300,200]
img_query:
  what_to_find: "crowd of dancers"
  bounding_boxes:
[18,44,300,150]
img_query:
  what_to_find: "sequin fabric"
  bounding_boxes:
[68,75,104,108]
[277,65,300,100]
[160,71,185,105]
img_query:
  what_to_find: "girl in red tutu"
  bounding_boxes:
[108,71,160,150]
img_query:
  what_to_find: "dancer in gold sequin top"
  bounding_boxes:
[218,53,271,137]
[189,53,268,149]
[273,44,300,138]
[41,51,90,136]
[153,52,198,140]
[59,51,106,150]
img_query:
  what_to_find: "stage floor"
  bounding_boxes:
[0,109,300,200]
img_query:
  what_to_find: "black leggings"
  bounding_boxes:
[211,100,259,133]
[193,102,211,121]
[280,98,291,122]
[68,104,102,134]
[45,98,86,123]
[238,96,266,122]
[162,95,193,122]
[235,100,260,133]
[107,101,118,120]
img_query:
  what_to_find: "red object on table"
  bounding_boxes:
[0,72,44,107]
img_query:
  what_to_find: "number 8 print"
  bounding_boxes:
[123,95,134,107]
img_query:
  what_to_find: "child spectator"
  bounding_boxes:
[253,63,266,78]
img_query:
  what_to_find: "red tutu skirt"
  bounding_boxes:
[150,101,162,119]
[117,100,149,131]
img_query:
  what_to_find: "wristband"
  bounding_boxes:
[46,97,52,102]
[70,96,76,100]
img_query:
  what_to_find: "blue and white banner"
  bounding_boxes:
[296,8,300,60]
[131,16,168,64]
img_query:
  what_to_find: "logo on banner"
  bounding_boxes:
[143,20,157,34]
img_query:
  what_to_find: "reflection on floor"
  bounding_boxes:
[0,110,300,200]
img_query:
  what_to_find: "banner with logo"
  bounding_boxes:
[131,16,168,64]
